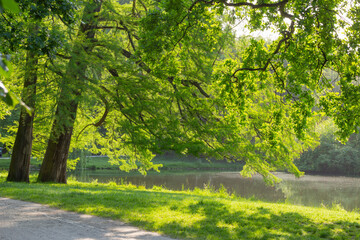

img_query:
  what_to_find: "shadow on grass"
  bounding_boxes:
[1,181,360,240]
[162,199,359,239]
[64,186,360,239]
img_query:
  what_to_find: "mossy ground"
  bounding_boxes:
[0,171,359,240]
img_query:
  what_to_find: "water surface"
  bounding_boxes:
[70,170,360,211]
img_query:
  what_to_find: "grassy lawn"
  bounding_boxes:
[0,156,42,170]
[0,157,10,169]
[0,152,243,171]
[82,154,243,171]
[0,171,359,239]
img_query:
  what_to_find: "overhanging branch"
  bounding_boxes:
[76,86,110,140]
[189,0,294,19]
[232,21,294,77]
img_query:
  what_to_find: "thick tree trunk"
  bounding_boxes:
[7,25,39,182]
[38,1,102,183]
[37,100,78,183]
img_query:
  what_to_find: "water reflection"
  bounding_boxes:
[70,170,360,211]
[277,174,360,211]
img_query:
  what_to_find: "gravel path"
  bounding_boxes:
[0,197,176,240]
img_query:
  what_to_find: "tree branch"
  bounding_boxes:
[138,0,148,12]
[56,53,71,59]
[76,86,110,140]
[93,26,126,30]
[181,80,210,98]
[232,20,294,77]
[190,0,294,18]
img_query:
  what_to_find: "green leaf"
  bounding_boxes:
[0,56,12,77]
[0,81,32,114]
[0,0,20,13]
[3,91,17,106]
[0,81,18,107]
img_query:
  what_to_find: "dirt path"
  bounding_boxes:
[0,197,176,240]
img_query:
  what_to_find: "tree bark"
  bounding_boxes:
[38,0,102,183]
[7,23,39,182]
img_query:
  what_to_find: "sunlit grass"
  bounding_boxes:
[0,171,359,239]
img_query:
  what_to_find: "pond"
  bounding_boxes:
[70,170,360,211]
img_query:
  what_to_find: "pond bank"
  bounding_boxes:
[70,170,360,211]
[0,154,244,171]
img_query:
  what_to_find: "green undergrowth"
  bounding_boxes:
[0,171,359,240]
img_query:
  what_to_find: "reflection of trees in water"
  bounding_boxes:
[277,178,360,211]
[70,171,360,211]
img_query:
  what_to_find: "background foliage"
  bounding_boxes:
[296,120,360,175]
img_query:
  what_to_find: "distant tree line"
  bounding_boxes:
[296,121,360,176]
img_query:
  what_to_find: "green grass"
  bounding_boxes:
[83,156,119,170]
[0,157,11,169]
[153,154,244,171]
[0,171,359,239]
[1,152,244,171]
[0,156,42,170]
[82,154,244,171]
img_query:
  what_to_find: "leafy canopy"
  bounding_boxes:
[2,0,360,184]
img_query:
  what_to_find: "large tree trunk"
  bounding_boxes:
[37,101,78,183]
[38,1,102,183]
[7,24,39,182]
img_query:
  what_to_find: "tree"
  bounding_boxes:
[63,0,315,183]
[38,0,242,182]
[38,0,103,183]
[4,0,360,184]
[135,0,360,182]
[37,0,343,184]
[1,0,75,182]
[7,21,39,182]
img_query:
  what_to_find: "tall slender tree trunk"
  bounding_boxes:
[7,23,39,182]
[38,0,102,183]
